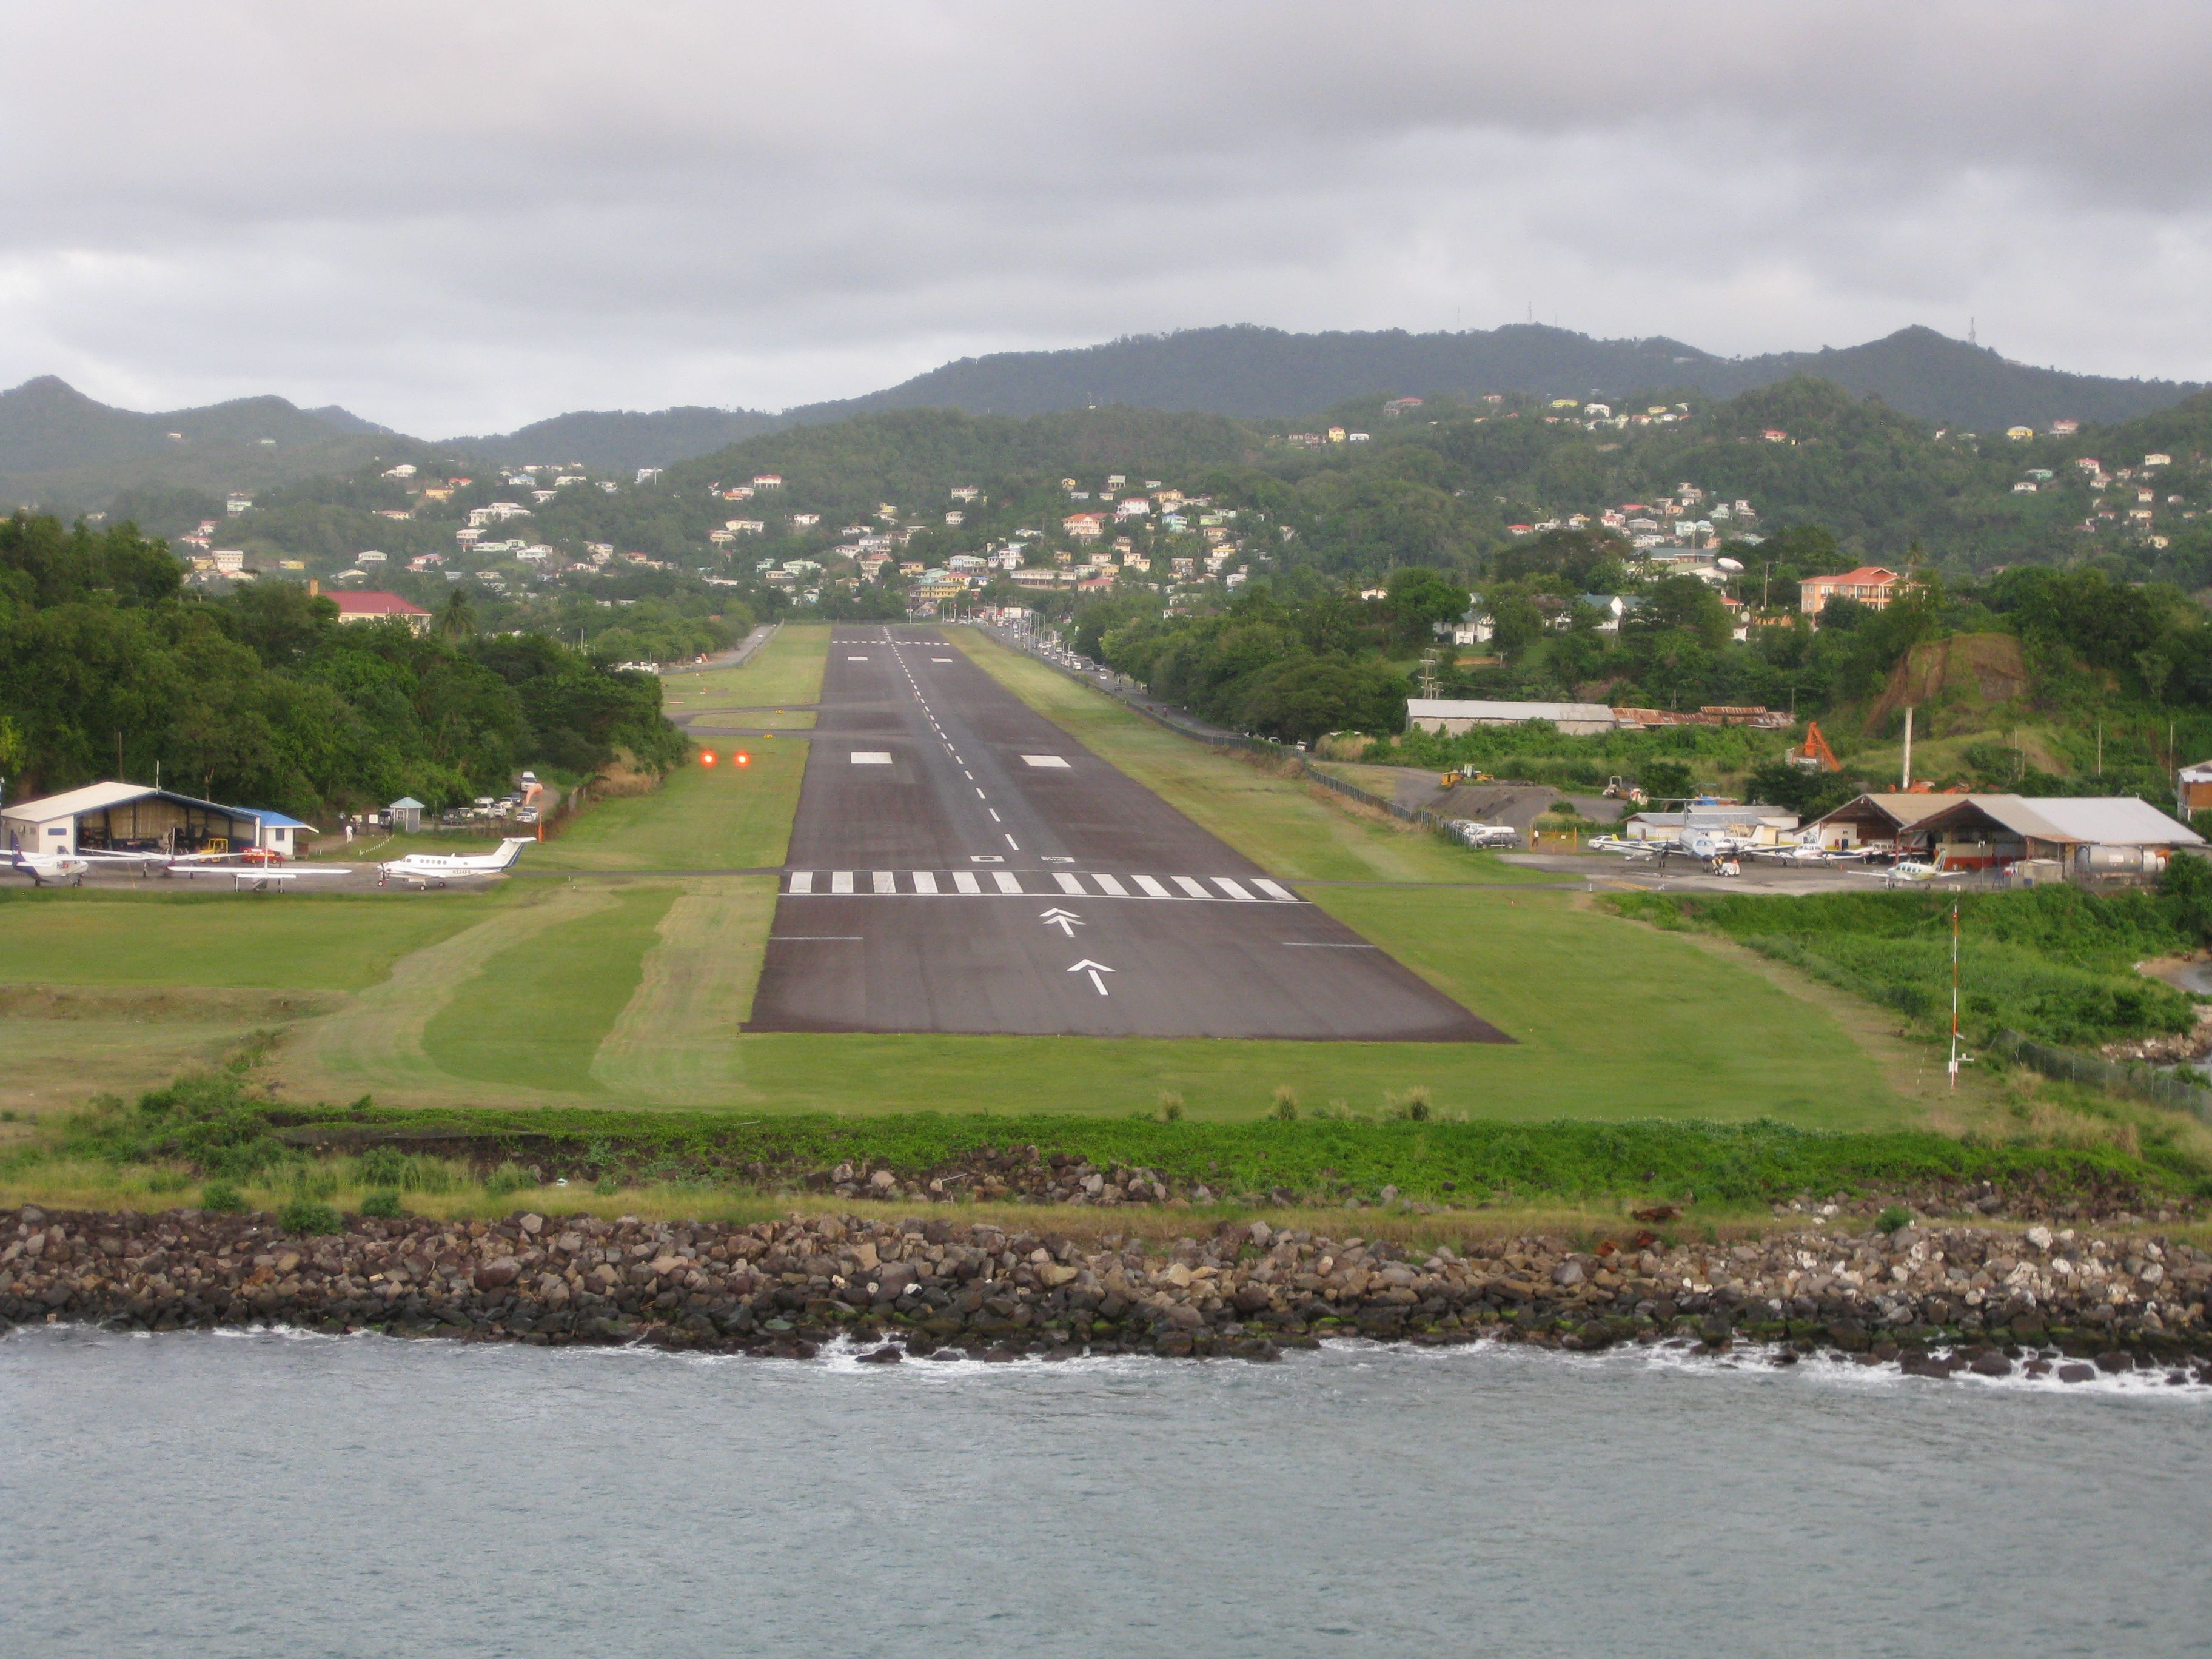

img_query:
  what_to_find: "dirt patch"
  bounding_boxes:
[0,985,338,1023]
[1869,632,2031,729]
[590,748,666,799]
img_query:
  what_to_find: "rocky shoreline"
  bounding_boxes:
[7,1204,2212,1381]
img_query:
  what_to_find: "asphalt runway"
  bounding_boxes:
[745,626,1506,1041]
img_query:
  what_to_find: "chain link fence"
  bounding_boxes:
[1991,1029,2212,1121]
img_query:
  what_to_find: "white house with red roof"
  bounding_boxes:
[327,591,432,635]
[1800,566,1905,618]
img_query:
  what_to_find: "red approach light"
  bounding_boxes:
[735,752,751,768]
[699,751,717,766]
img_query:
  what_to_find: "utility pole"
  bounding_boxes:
[1948,900,1962,1091]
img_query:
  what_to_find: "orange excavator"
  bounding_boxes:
[1791,721,1840,772]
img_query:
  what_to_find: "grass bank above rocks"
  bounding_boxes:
[15,1071,2209,1227]
[1607,883,2210,1050]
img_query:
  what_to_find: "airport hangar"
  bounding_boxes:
[1,782,315,858]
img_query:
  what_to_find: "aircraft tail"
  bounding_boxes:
[494,837,531,870]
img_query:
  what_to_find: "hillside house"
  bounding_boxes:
[1800,566,1904,617]
[327,591,432,636]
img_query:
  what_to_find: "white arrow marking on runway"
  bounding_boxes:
[1039,907,1083,937]
[1068,958,1114,996]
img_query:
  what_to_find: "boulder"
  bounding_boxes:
[473,1258,522,1290]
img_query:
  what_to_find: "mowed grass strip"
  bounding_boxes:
[660,623,830,728]
[950,629,1554,886]
[592,877,777,1102]
[421,885,679,1094]
[528,738,808,871]
[0,890,491,991]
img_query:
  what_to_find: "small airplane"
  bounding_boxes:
[5,834,90,888]
[1739,840,1879,867]
[160,861,355,890]
[1855,857,1968,889]
[1589,828,1750,869]
[379,837,532,888]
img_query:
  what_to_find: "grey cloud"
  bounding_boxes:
[2,1,2210,432]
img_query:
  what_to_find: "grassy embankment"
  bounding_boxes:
[1609,886,2203,1050]
[8,620,2204,1222]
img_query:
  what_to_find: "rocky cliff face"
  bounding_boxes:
[4,1206,2207,1380]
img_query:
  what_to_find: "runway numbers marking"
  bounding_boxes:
[851,752,893,765]
[1068,959,1114,996]
[1039,907,1082,937]
[1022,755,1070,768]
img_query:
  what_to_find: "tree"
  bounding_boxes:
[435,586,477,640]
[1382,565,1470,644]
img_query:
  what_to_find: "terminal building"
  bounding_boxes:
[1,782,315,859]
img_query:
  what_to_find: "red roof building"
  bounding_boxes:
[1800,566,1905,618]
[328,591,432,635]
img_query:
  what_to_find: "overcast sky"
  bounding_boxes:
[5,2,2210,435]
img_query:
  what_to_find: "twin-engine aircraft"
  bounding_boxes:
[378,837,532,888]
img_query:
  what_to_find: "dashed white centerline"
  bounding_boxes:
[1005,834,1019,850]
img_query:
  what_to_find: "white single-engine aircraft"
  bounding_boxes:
[380,837,532,888]
[1854,857,1968,889]
[159,859,356,890]
[5,834,90,887]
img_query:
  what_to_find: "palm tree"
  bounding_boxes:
[435,588,476,640]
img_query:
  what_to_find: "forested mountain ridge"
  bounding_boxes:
[792,323,2202,431]
[0,376,438,509]
[8,323,2202,503]
[446,404,784,471]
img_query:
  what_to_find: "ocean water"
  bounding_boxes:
[4,1328,2208,1658]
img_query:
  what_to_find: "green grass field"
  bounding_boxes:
[659,623,828,728]
[0,889,491,990]
[526,739,808,871]
[0,617,1972,1138]
[423,885,679,1091]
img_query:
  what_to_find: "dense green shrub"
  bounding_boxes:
[276,1198,342,1236]
[198,1181,247,1213]
[358,1188,404,1219]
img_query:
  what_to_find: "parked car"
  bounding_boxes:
[1447,820,1520,849]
